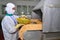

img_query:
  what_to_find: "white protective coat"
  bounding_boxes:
[1,3,19,40]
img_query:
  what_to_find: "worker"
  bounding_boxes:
[1,3,23,40]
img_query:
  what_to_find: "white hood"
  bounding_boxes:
[5,3,16,14]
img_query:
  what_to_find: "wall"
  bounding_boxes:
[0,0,39,6]
[0,0,39,18]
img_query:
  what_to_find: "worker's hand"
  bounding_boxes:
[15,24,24,29]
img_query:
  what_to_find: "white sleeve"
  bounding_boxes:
[3,18,17,34]
[13,15,19,19]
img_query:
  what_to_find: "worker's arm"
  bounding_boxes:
[15,24,24,29]
[2,18,23,34]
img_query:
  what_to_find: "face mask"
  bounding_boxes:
[12,10,15,14]
[5,7,15,14]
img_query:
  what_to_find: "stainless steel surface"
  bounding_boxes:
[43,0,60,32]
[43,32,60,40]
[23,30,42,40]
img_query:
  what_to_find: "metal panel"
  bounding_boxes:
[23,30,42,40]
[43,0,60,32]
[43,32,60,40]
